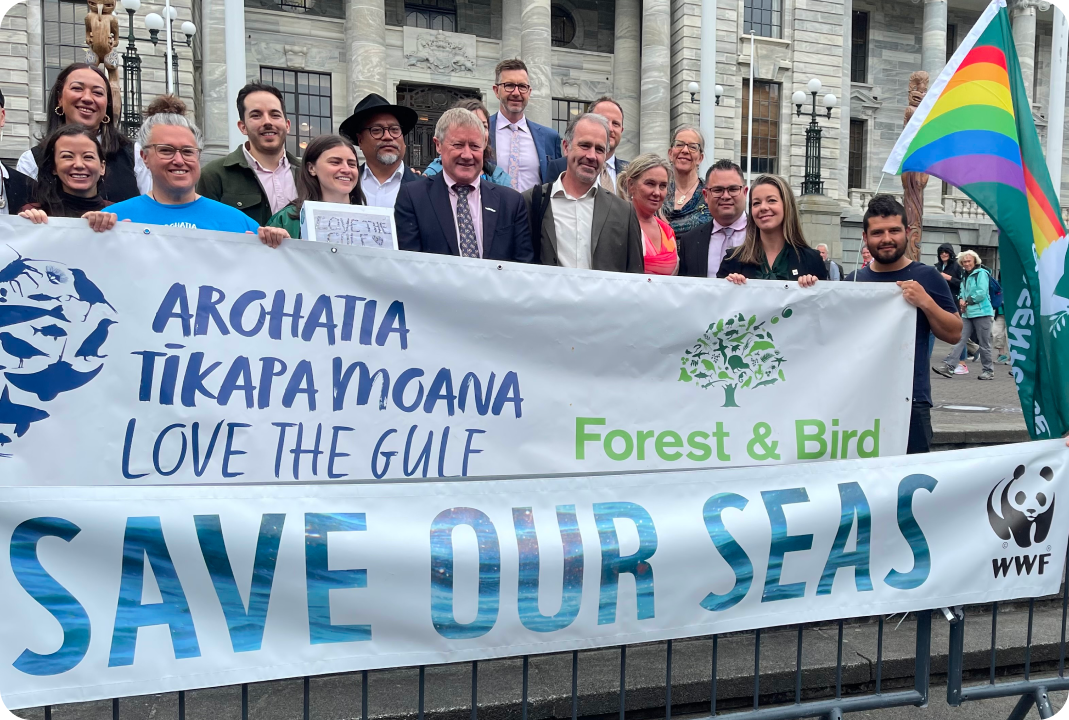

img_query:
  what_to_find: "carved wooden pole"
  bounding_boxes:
[85,0,123,118]
[901,71,929,262]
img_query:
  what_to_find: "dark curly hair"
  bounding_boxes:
[31,125,106,217]
[43,63,130,158]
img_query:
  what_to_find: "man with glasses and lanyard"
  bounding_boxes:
[340,94,421,210]
[677,159,748,278]
[487,59,562,193]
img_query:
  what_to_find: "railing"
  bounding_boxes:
[849,188,1069,227]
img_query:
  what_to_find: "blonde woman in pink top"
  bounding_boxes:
[619,153,678,275]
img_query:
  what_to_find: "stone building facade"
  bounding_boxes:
[1,0,1068,269]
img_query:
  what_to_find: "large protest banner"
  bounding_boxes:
[0,439,1064,708]
[0,219,914,484]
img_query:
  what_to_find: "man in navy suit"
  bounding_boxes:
[545,96,629,191]
[487,59,562,192]
[396,108,534,264]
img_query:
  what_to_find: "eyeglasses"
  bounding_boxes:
[363,125,404,139]
[708,185,743,197]
[497,82,532,94]
[146,144,200,160]
[672,141,703,153]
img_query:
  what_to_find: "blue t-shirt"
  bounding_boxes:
[109,195,260,233]
[853,261,957,407]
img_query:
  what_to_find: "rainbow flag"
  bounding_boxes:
[883,0,1069,439]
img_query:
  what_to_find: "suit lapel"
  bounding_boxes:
[480,180,499,258]
[542,193,559,265]
[530,124,547,181]
[695,222,714,278]
[590,189,611,257]
[429,175,460,255]
[488,113,498,151]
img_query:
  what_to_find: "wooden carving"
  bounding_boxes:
[902,71,929,262]
[85,0,122,118]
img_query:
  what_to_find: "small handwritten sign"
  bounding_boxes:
[300,201,399,249]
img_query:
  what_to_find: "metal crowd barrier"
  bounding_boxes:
[946,553,1069,719]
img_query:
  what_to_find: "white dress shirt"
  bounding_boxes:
[604,155,619,189]
[0,164,9,215]
[707,214,748,277]
[495,114,540,192]
[442,170,484,257]
[550,174,597,269]
[362,162,406,209]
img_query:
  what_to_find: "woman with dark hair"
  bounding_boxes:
[16,63,146,201]
[17,125,117,232]
[423,98,511,186]
[266,134,365,239]
[717,174,827,286]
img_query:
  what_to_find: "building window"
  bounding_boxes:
[43,0,89,97]
[405,0,457,32]
[278,0,310,10]
[552,98,589,138]
[947,24,957,61]
[740,81,780,174]
[744,0,781,39]
[551,4,577,47]
[851,11,869,84]
[245,0,345,19]
[260,67,333,157]
[848,119,866,189]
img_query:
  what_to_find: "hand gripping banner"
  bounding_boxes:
[0,218,914,484]
[0,440,1065,707]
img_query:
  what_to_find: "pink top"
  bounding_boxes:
[643,216,679,275]
[242,143,298,216]
[443,170,484,257]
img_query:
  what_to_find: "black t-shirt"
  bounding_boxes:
[852,261,957,406]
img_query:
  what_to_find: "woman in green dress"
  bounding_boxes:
[267,134,366,238]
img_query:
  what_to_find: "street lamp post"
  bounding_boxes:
[687,81,724,106]
[792,78,837,195]
[119,0,143,138]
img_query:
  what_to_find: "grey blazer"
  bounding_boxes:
[522,183,645,273]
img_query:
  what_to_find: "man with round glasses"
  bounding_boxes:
[487,59,562,193]
[677,159,748,278]
[339,93,421,209]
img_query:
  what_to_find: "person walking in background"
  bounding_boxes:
[662,125,711,235]
[523,113,642,272]
[267,135,365,239]
[853,195,960,454]
[19,63,144,201]
[341,93,420,209]
[396,108,532,263]
[487,59,562,192]
[17,125,116,232]
[198,83,299,226]
[545,97,629,190]
[817,244,843,280]
[424,98,511,187]
[933,249,996,380]
[934,243,963,302]
[618,154,677,275]
[677,159,747,279]
[717,175,827,286]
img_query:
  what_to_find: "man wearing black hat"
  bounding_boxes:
[340,93,421,210]
[0,89,32,215]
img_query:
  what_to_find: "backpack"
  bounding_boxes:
[988,272,1003,310]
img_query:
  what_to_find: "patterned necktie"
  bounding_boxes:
[454,184,480,258]
[599,166,615,193]
[507,125,522,190]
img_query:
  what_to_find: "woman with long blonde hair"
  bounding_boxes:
[717,174,827,286]
[618,153,679,275]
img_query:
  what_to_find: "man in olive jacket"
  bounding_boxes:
[198,83,299,227]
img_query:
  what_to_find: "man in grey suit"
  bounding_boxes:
[523,113,643,273]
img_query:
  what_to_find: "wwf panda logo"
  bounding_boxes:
[987,464,1056,549]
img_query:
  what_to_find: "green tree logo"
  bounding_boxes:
[678,308,793,407]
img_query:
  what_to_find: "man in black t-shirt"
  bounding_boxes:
[852,195,963,454]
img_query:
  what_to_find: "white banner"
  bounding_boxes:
[0,440,1065,708]
[0,219,914,485]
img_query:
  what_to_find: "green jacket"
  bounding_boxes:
[267,204,303,239]
[197,146,300,227]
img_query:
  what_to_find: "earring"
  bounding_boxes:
[54,106,64,116]
[102,115,111,125]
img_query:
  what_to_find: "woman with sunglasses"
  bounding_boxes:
[17,63,146,202]
[17,125,117,232]
[661,125,712,235]
[267,134,366,239]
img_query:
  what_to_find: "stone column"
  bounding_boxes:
[614,0,641,160]
[201,0,231,159]
[501,0,522,61]
[346,0,387,108]
[921,0,948,214]
[520,0,552,126]
[640,0,671,154]
[838,0,852,200]
[1012,0,1038,103]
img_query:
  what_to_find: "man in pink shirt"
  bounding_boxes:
[677,159,749,278]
